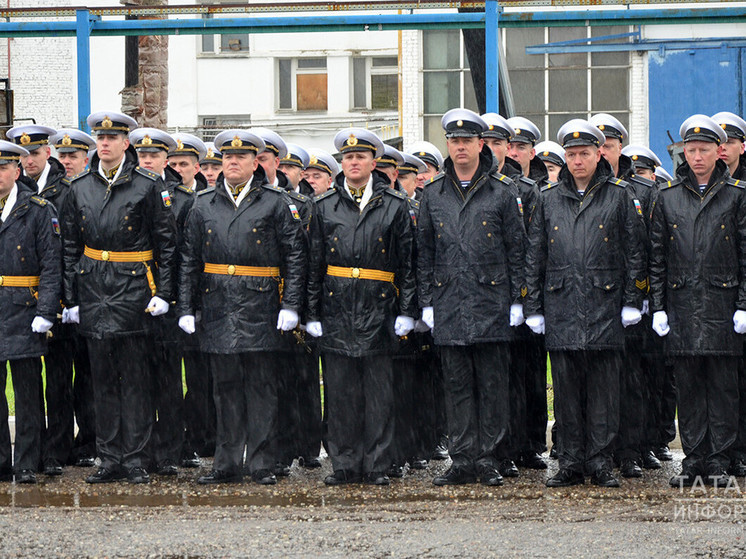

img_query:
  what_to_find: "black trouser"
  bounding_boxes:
[276,353,301,466]
[324,353,394,475]
[432,348,447,446]
[43,337,75,466]
[183,349,216,457]
[640,347,669,453]
[507,334,548,459]
[71,334,96,462]
[391,355,418,466]
[210,352,278,476]
[87,336,154,472]
[732,344,746,462]
[616,334,646,462]
[550,350,620,475]
[2,358,45,473]
[295,350,322,460]
[150,340,185,466]
[673,356,738,472]
[439,343,510,474]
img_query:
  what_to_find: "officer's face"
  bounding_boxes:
[398,171,417,197]
[57,150,89,178]
[507,141,534,173]
[257,152,279,182]
[446,136,483,169]
[0,162,20,196]
[20,146,50,177]
[484,138,509,168]
[279,164,302,188]
[138,150,168,175]
[599,137,622,169]
[565,145,601,183]
[684,140,721,182]
[96,133,129,166]
[341,151,376,187]
[377,165,398,187]
[222,152,258,185]
[168,155,200,187]
[543,161,561,183]
[416,162,438,188]
[304,169,332,195]
[636,167,656,181]
[719,138,745,169]
[200,162,222,187]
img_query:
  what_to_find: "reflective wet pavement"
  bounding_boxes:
[0,452,744,558]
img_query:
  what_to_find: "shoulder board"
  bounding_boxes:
[176,184,194,195]
[261,183,286,194]
[30,195,48,207]
[135,166,159,181]
[197,187,215,197]
[69,169,90,182]
[384,188,407,200]
[285,189,309,203]
[662,178,683,189]
[61,176,71,186]
[490,172,512,184]
[428,172,445,185]
[628,174,655,188]
[313,188,337,203]
[519,176,537,188]
[609,177,628,188]
[540,182,557,192]
[407,197,420,210]
[728,177,746,189]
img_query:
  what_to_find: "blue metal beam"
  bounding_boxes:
[485,0,499,113]
[527,37,746,54]
[75,10,98,132]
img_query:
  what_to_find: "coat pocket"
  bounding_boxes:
[710,275,739,289]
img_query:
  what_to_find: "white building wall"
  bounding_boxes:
[400,29,422,148]
[629,51,648,146]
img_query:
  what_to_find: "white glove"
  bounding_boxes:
[64,306,79,324]
[414,319,431,333]
[276,309,299,331]
[394,316,415,337]
[641,299,650,316]
[306,321,323,338]
[734,310,746,334]
[621,306,642,328]
[146,296,169,317]
[421,306,434,330]
[31,316,54,334]
[178,315,196,335]
[509,304,525,327]
[652,311,670,337]
[525,314,545,335]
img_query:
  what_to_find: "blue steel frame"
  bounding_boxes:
[1,4,746,129]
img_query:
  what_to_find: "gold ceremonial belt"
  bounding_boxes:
[84,246,154,263]
[0,275,40,287]
[326,265,395,283]
[203,263,280,277]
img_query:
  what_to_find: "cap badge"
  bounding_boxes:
[632,155,638,161]
[231,135,243,148]
[310,156,318,165]
[62,134,72,146]
[176,139,185,150]
[207,148,214,157]
[102,116,113,129]
[456,120,463,127]
[347,134,358,147]
[543,151,549,157]
[488,125,494,131]
[694,127,701,134]
[599,124,605,131]
[142,135,153,146]
[721,123,728,129]
[573,132,580,138]
[515,128,521,135]
[19,133,31,145]
[419,152,426,156]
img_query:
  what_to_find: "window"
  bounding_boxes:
[422,30,478,152]
[352,56,399,110]
[278,58,328,111]
[199,115,253,142]
[504,25,631,142]
[199,14,250,54]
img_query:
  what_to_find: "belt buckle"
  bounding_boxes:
[227,265,236,276]
[101,250,110,261]
[351,267,360,279]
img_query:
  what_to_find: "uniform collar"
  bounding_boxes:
[0,183,19,222]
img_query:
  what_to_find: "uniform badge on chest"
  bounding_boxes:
[161,190,172,208]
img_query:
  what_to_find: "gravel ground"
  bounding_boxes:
[0,452,745,558]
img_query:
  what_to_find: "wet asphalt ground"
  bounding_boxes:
[1,451,745,558]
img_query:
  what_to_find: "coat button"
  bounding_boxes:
[604,237,608,242]
[606,285,611,290]
[724,283,728,287]
[439,222,443,227]
[381,249,386,253]
[256,240,261,244]
[437,282,442,287]
[329,291,333,296]
[379,237,383,242]
[205,241,210,246]
[554,226,559,230]
[487,233,492,238]
[482,221,487,226]
[330,248,335,253]
[673,224,677,229]
[722,225,726,229]
[726,236,730,240]
[599,224,604,229]
[253,228,257,233]
[670,236,674,241]
[131,270,136,275]
[207,229,212,233]
[491,281,496,285]
[334,236,338,241]
[550,239,554,243]
[672,283,677,288]
[124,216,128,221]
